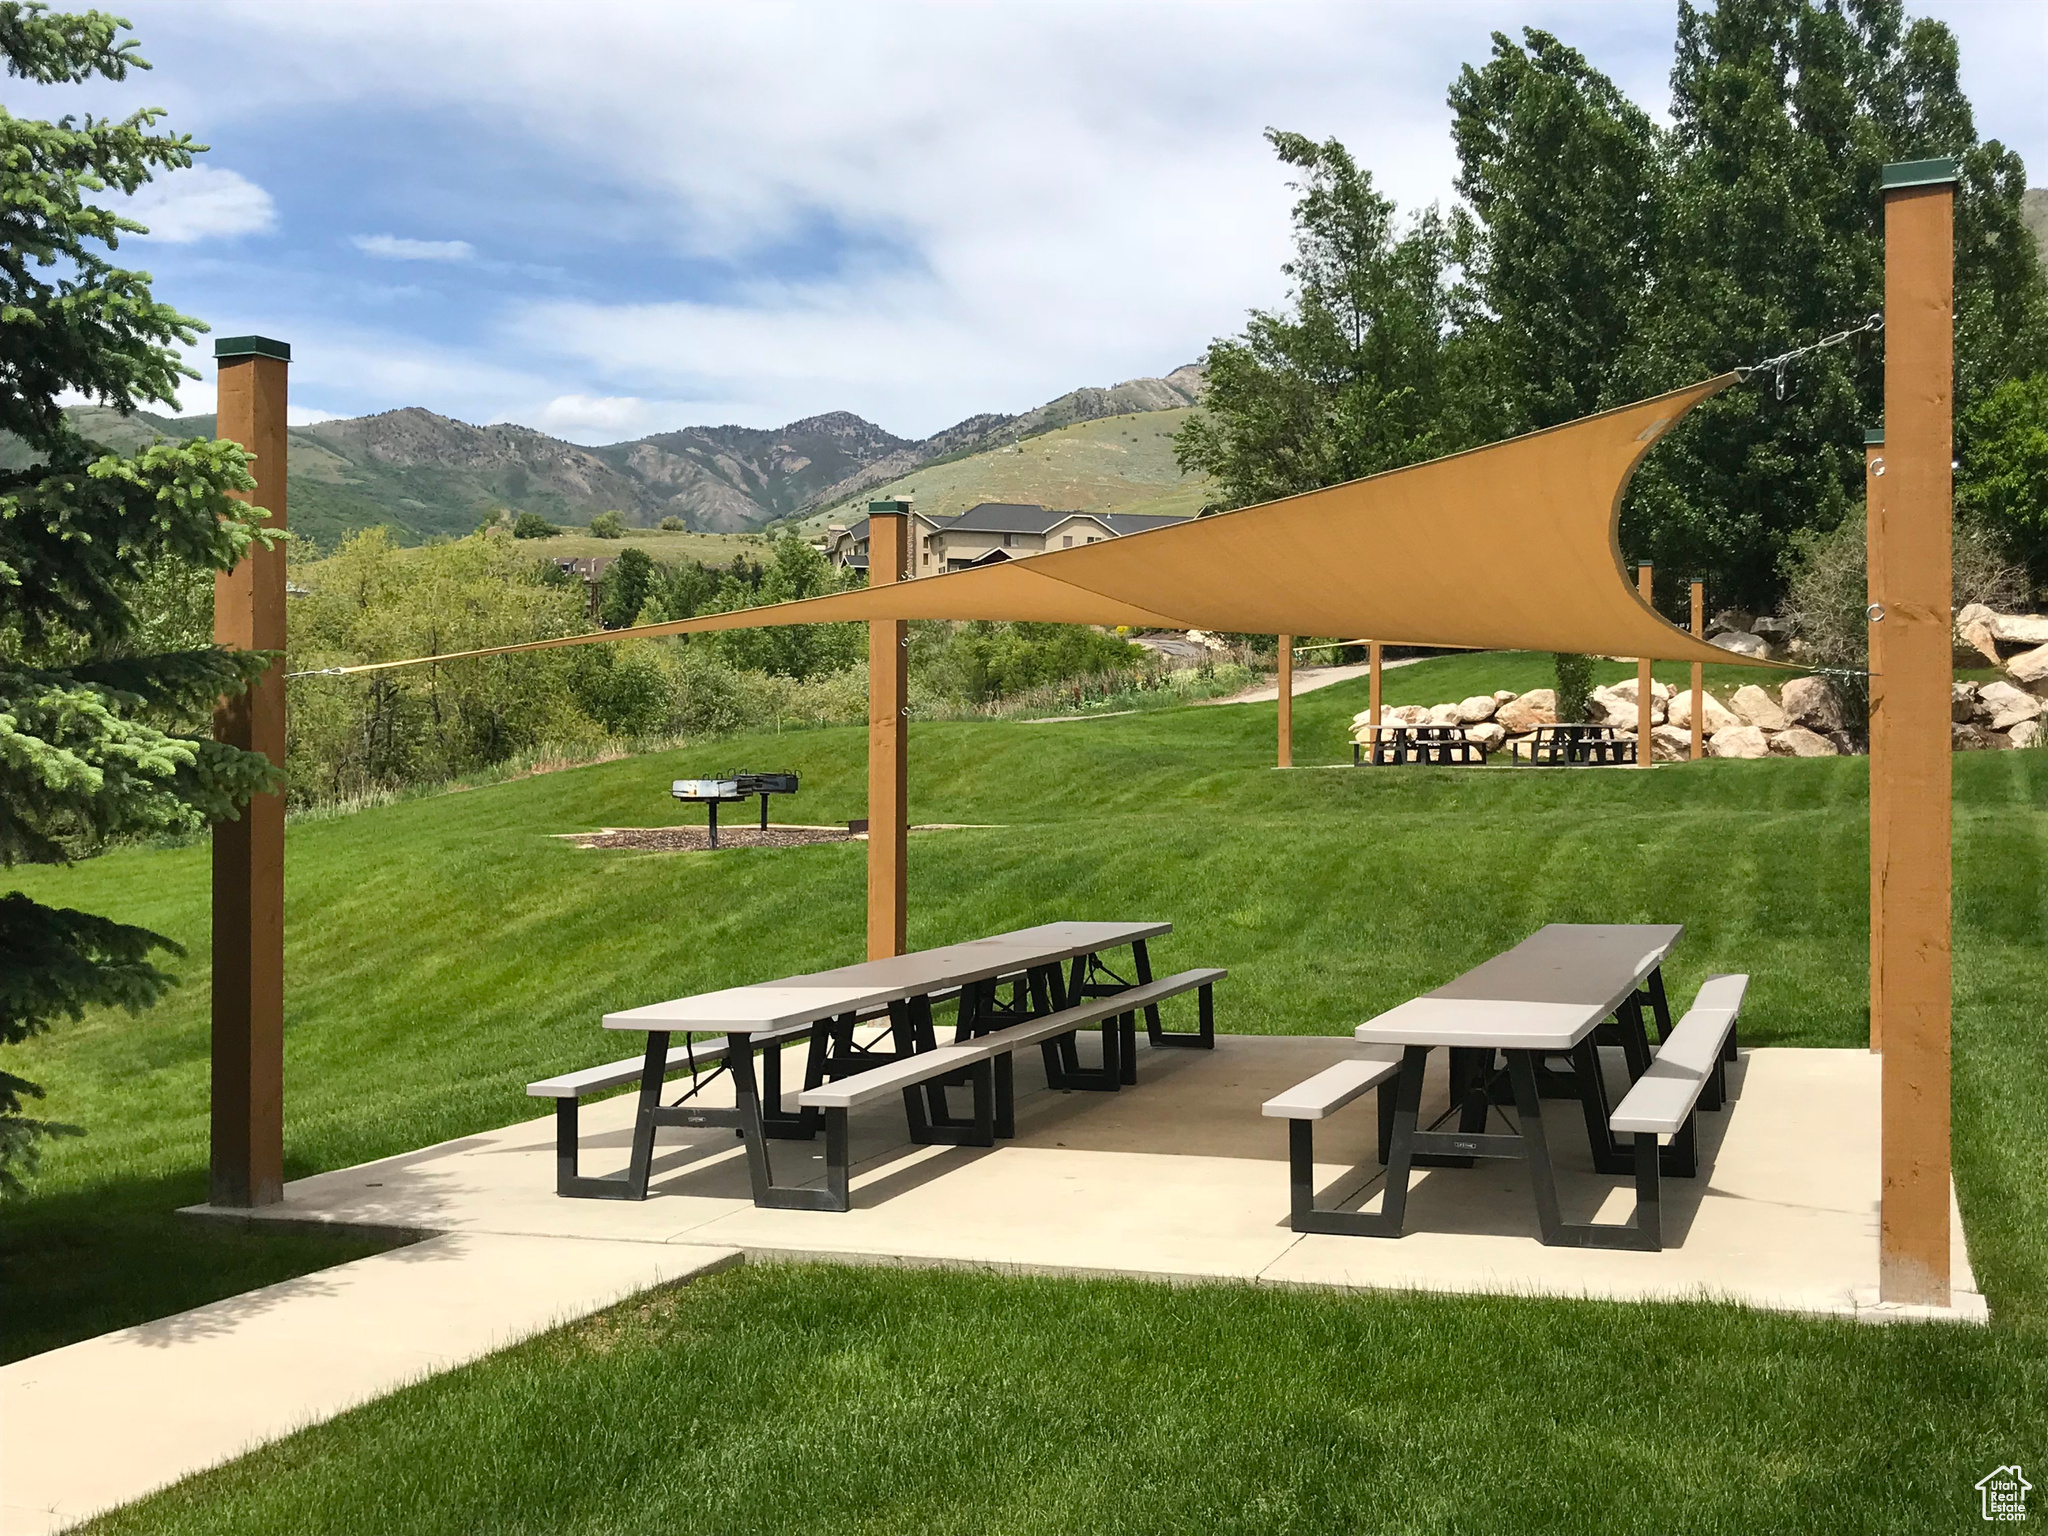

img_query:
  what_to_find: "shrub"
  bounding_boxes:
[1778,509,2027,735]
[512,512,559,539]
[589,511,626,539]
[658,515,687,531]
[1552,654,1594,723]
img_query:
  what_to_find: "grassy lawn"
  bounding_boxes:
[6,650,2045,1532]
[80,1264,2048,1536]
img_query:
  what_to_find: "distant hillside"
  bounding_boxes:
[803,405,1215,529]
[13,366,1207,551]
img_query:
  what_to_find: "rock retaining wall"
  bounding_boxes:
[1355,660,2048,760]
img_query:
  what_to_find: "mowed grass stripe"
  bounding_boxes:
[76,1264,2048,1536]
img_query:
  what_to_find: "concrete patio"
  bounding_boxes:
[187,1032,1982,1319]
[1,1031,1983,1534]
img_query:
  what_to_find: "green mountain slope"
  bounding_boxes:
[802,406,1214,528]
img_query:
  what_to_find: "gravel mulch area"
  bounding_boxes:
[567,825,857,852]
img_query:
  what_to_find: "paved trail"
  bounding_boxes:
[1194,655,1426,707]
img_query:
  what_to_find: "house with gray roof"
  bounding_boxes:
[819,502,1190,577]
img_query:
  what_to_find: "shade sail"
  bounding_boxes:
[306,375,1767,677]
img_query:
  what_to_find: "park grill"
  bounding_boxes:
[670,771,800,847]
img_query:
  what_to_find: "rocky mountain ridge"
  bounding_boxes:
[36,366,1205,549]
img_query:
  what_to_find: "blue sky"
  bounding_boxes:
[32,1,2048,442]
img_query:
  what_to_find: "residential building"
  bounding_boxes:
[816,508,956,575]
[818,502,1190,577]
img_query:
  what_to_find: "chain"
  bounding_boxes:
[1736,313,1884,400]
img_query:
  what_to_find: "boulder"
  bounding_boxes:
[1708,608,1755,637]
[1779,675,1843,733]
[1492,689,1518,704]
[1667,689,1740,734]
[1952,723,2002,751]
[1728,684,1788,731]
[2004,643,2048,693]
[2012,719,2044,750]
[1649,724,1693,761]
[1710,631,1770,660]
[1386,704,1433,727]
[1992,694,2048,732]
[1605,677,1673,705]
[1495,689,1557,733]
[1979,680,2035,716]
[1428,702,1464,726]
[1708,725,1769,759]
[1952,682,1982,723]
[1455,694,1499,724]
[1465,721,1507,750]
[1751,615,1795,642]
[1955,602,2003,666]
[1992,611,2048,647]
[1590,684,1666,728]
[1768,726,1839,758]
[1351,709,1374,727]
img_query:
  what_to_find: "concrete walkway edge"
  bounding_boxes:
[0,1234,740,1536]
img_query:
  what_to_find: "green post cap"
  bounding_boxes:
[1865,428,1885,445]
[867,498,912,515]
[214,336,290,362]
[1880,159,1958,191]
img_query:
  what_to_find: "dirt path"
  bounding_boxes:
[1193,655,1427,707]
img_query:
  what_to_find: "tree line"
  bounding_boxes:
[1178,2,2048,615]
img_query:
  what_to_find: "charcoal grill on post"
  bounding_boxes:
[670,772,800,848]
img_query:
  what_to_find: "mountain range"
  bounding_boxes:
[28,366,1205,550]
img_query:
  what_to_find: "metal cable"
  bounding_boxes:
[1735,313,1884,399]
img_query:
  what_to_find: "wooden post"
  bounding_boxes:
[211,337,289,1208]
[1368,641,1383,727]
[1876,160,1955,1307]
[1276,636,1293,767]
[866,500,910,960]
[1636,563,1654,765]
[1689,578,1705,761]
[1866,428,1886,1055]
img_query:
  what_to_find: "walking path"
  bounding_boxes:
[0,1235,735,1536]
[1194,654,1426,706]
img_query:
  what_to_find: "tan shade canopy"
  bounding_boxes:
[308,375,1767,676]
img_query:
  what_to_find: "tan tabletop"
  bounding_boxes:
[1352,923,1682,1051]
[602,921,1170,1034]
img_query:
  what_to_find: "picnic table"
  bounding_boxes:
[1511,722,1631,765]
[562,921,1208,1209]
[1276,924,1693,1249]
[1352,723,1490,766]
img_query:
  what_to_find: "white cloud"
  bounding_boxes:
[125,165,275,244]
[352,234,476,262]
[101,1,2048,436]
[527,395,662,438]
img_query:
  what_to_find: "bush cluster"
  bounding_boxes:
[275,528,1163,806]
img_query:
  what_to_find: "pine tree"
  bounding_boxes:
[1,3,278,1191]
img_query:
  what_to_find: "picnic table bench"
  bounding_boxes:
[1261,924,1745,1251]
[1352,723,1490,766]
[532,921,1220,1210]
[1511,722,1631,765]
